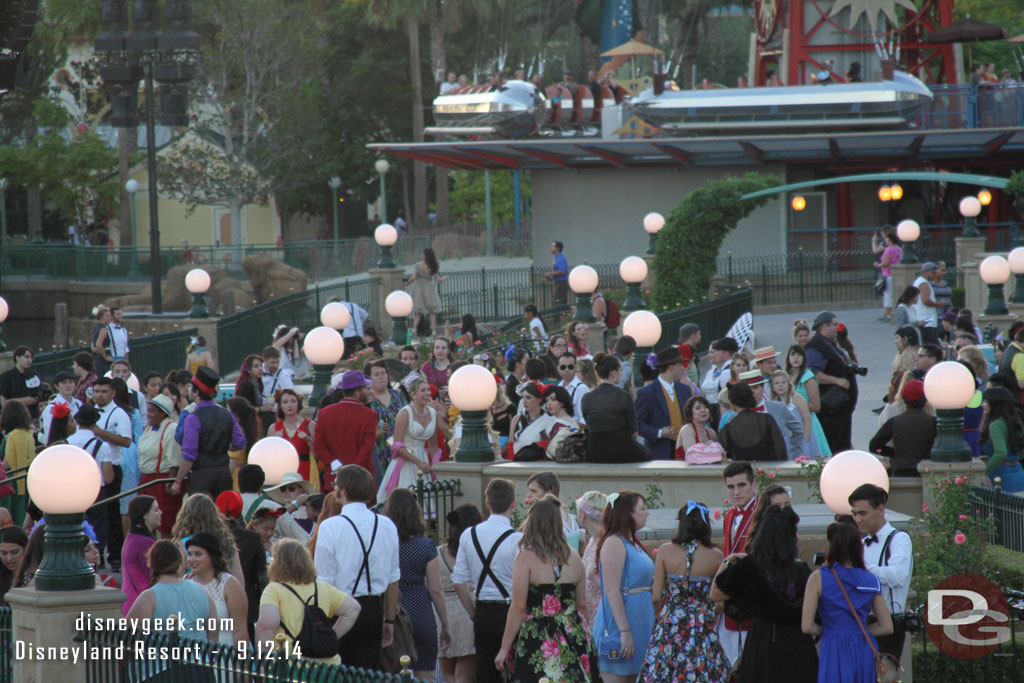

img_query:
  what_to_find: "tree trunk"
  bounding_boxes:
[635,0,658,46]
[117,126,137,247]
[407,15,427,231]
[429,5,450,228]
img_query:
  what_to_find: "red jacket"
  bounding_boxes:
[313,398,378,488]
[722,495,757,632]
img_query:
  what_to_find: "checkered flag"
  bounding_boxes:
[726,312,755,351]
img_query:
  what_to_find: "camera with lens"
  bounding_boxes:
[893,610,923,632]
[847,362,868,377]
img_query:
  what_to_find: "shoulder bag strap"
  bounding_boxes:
[828,566,880,659]
[277,582,314,640]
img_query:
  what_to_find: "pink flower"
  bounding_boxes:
[713,508,723,521]
[955,476,967,485]
[922,504,929,513]
[542,594,562,615]
[580,654,590,673]
[795,456,808,464]
[924,467,931,473]
[954,533,967,545]
[959,514,968,520]
[456,339,464,346]
[767,473,776,478]
[540,639,560,658]
[475,340,482,345]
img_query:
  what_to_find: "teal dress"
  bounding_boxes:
[132,581,214,683]
[594,537,656,676]
[795,370,832,458]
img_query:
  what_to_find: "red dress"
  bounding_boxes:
[275,417,313,481]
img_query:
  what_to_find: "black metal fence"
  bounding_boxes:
[412,479,462,544]
[654,288,753,351]
[0,607,10,683]
[217,279,380,374]
[31,328,198,383]
[75,625,423,683]
[972,485,1024,554]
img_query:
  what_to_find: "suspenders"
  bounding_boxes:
[471,527,516,600]
[342,514,380,595]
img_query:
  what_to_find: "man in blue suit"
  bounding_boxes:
[635,346,696,460]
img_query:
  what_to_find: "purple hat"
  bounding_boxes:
[336,370,373,390]
[940,311,957,323]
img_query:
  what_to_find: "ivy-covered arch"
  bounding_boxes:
[651,173,778,309]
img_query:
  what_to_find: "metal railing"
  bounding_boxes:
[654,287,752,351]
[76,625,423,683]
[412,479,462,543]
[0,607,10,683]
[31,328,198,382]
[216,279,380,375]
[972,484,1024,554]
[1,224,532,284]
[918,83,1024,130]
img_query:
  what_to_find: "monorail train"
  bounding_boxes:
[426,70,934,139]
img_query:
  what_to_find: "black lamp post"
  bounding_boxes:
[94,0,200,315]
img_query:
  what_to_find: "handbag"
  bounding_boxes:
[874,275,886,296]
[380,605,419,672]
[819,384,851,416]
[595,542,629,661]
[829,566,902,683]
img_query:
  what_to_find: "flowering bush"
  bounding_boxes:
[754,466,779,491]
[909,468,996,599]
[795,455,827,503]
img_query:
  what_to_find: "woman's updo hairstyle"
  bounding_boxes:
[593,352,621,379]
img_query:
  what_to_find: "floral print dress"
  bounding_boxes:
[509,573,602,683]
[638,541,731,683]
[368,388,407,476]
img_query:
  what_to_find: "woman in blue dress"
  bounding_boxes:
[594,491,655,683]
[785,345,832,457]
[802,522,893,683]
[980,387,1024,493]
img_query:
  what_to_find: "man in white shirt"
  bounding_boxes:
[334,300,370,359]
[452,478,521,683]
[259,346,294,434]
[107,307,131,362]
[315,465,400,671]
[439,71,459,93]
[42,371,82,443]
[91,376,133,562]
[68,404,117,569]
[850,483,913,660]
[557,352,590,425]
[701,337,737,424]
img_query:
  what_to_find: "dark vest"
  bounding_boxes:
[805,333,848,380]
[194,404,234,469]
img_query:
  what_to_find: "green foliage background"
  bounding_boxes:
[650,173,777,309]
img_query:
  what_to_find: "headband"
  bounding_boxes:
[686,500,710,524]
[578,499,603,521]
[606,492,620,508]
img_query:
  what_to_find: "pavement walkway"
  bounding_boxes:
[752,304,895,451]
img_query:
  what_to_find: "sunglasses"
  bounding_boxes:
[559,364,576,370]
[282,485,301,493]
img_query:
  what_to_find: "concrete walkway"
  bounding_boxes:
[752,304,895,450]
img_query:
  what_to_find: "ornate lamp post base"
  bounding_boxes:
[930,409,972,463]
[35,513,96,591]
[189,292,209,318]
[391,316,408,346]
[310,363,333,408]
[454,410,493,462]
[623,282,646,310]
[985,284,1008,316]
[573,293,596,322]
[378,245,395,269]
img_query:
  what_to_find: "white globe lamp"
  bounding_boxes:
[374,223,399,268]
[923,361,978,462]
[979,255,1010,316]
[1008,247,1024,305]
[320,301,352,330]
[959,195,981,237]
[449,365,499,462]
[185,268,211,318]
[568,265,599,322]
[818,450,890,516]
[247,436,301,486]
[385,290,414,345]
[643,212,665,254]
[620,256,648,311]
[303,326,345,405]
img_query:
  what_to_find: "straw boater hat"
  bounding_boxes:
[264,472,315,504]
[738,369,768,387]
[752,347,779,363]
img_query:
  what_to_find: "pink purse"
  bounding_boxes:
[684,441,726,464]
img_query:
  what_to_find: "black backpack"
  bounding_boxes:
[279,582,338,659]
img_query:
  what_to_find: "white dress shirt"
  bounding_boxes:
[41,395,82,443]
[261,368,294,404]
[94,401,133,465]
[68,427,117,469]
[657,375,676,401]
[862,521,913,613]
[562,377,590,425]
[339,302,369,339]
[451,513,522,602]
[701,362,731,404]
[314,501,400,597]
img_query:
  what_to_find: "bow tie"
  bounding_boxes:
[754,405,765,412]
[713,367,723,378]
[864,534,879,546]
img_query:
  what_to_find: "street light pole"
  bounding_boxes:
[125,179,139,276]
[328,176,341,242]
[375,159,389,223]
[143,63,162,313]
[0,179,7,278]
